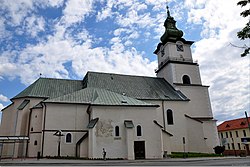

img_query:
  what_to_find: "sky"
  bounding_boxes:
[0,0,249,125]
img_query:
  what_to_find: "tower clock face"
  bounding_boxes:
[176,44,184,52]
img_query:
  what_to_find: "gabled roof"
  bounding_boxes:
[217,117,250,132]
[44,87,158,107]
[12,78,83,100]
[83,71,188,101]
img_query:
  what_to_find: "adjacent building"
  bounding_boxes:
[0,8,219,159]
[217,117,250,156]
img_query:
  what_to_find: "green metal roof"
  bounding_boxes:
[87,118,99,129]
[44,87,158,107]
[124,120,134,129]
[83,71,187,101]
[12,71,188,103]
[13,78,83,100]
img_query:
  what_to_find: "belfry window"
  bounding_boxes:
[66,133,72,143]
[115,126,120,137]
[182,75,191,84]
[167,109,174,125]
[137,125,142,136]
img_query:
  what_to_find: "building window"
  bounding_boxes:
[115,126,120,137]
[227,143,230,150]
[221,133,223,138]
[137,125,142,136]
[230,132,232,138]
[66,133,72,143]
[167,109,174,125]
[243,130,246,137]
[31,127,33,132]
[236,131,239,137]
[226,132,228,138]
[182,75,191,84]
[238,143,241,150]
[34,140,37,146]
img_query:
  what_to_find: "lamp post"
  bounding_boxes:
[53,130,64,157]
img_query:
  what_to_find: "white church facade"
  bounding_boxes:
[0,8,219,159]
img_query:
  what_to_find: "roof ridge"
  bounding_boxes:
[39,77,81,82]
[87,71,157,79]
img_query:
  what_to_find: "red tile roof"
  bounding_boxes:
[217,117,250,132]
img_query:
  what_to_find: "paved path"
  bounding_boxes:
[0,156,249,166]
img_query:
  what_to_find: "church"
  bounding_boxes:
[0,8,219,159]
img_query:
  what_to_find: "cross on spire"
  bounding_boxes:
[167,5,170,17]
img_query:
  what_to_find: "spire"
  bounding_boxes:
[167,5,170,18]
[160,6,183,44]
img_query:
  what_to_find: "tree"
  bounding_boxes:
[237,0,250,57]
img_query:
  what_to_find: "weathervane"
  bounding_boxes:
[166,1,170,17]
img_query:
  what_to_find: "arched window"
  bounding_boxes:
[137,125,142,136]
[167,109,174,125]
[115,126,120,136]
[31,127,33,131]
[182,75,191,84]
[34,140,37,146]
[66,133,72,143]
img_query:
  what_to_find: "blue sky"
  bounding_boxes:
[0,0,249,124]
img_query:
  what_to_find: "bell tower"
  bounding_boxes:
[154,6,202,86]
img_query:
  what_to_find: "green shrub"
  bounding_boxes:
[169,152,223,158]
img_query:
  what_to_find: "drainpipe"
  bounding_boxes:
[162,101,166,130]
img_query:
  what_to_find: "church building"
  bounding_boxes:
[0,8,219,159]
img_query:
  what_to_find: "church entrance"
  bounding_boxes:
[134,141,145,159]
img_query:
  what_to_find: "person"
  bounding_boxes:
[102,148,106,161]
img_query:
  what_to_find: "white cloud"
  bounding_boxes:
[0,0,34,26]
[0,94,8,102]
[0,103,4,111]
[188,0,250,121]
[24,15,45,37]
[62,0,93,26]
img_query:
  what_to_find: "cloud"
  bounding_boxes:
[187,0,250,121]
[62,0,93,26]
[0,103,4,111]
[0,94,8,102]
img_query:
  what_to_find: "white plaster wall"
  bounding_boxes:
[185,117,208,153]
[28,133,41,157]
[156,64,174,86]
[0,104,15,136]
[90,106,162,159]
[176,86,213,117]
[43,103,89,157]
[163,101,189,152]
[165,43,193,61]
[80,137,88,157]
[0,98,44,158]
[28,107,43,157]
[202,120,219,153]
[172,64,202,85]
